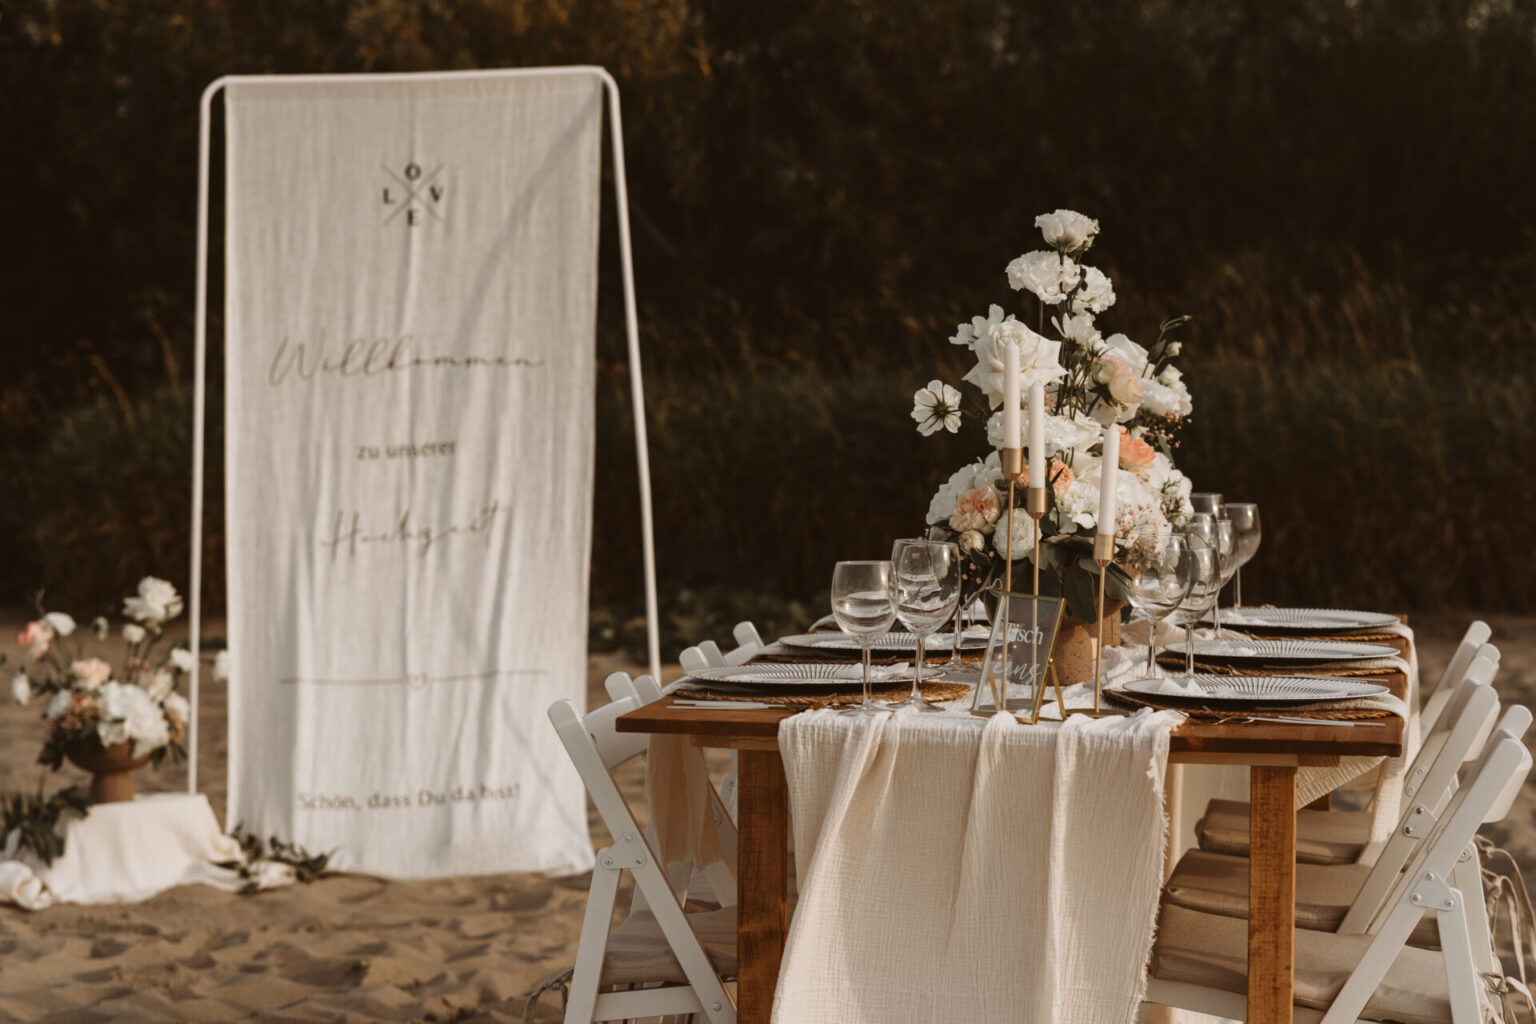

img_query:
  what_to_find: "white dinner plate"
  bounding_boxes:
[776,629,993,654]
[1202,607,1401,634]
[1165,637,1397,666]
[1116,674,1390,705]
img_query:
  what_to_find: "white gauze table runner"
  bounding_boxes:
[774,706,1182,1024]
[224,72,603,877]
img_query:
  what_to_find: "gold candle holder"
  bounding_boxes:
[1023,485,1065,720]
[993,447,1023,714]
[1066,531,1129,718]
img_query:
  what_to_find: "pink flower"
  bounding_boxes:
[949,486,1001,532]
[17,621,54,661]
[1048,458,1075,498]
[1096,353,1144,407]
[1117,426,1157,472]
[71,657,112,690]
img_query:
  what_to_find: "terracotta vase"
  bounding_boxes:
[65,739,152,804]
[1051,600,1126,686]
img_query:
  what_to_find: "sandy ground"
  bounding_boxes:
[0,613,1532,1022]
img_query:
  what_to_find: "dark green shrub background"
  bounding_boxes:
[2,1,1532,643]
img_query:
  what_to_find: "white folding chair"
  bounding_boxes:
[1195,643,1500,865]
[1147,727,1534,1023]
[1420,620,1493,735]
[679,621,765,674]
[548,695,737,1024]
[1166,679,1524,952]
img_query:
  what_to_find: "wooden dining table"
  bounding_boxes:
[617,666,1405,1024]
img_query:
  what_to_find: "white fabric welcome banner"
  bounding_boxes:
[223,71,602,878]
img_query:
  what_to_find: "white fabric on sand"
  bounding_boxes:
[773,702,1181,1024]
[223,72,604,877]
[0,794,292,910]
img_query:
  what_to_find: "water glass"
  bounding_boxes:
[1220,502,1262,608]
[1169,517,1223,678]
[1190,492,1224,516]
[890,539,961,712]
[1122,533,1197,677]
[831,561,897,716]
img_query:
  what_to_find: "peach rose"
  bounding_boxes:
[1118,426,1157,472]
[17,621,53,661]
[1048,458,1075,498]
[1096,353,1144,406]
[71,657,112,690]
[949,486,1001,532]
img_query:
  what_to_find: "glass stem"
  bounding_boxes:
[1212,597,1222,634]
[862,647,873,707]
[1185,621,1196,677]
[1146,615,1157,675]
[912,636,926,700]
[1234,567,1243,609]
[950,598,965,665]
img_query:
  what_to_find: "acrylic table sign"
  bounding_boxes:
[970,592,1066,723]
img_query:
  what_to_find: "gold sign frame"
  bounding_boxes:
[970,590,1067,723]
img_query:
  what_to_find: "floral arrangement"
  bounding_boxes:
[913,209,1196,622]
[5,577,213,770]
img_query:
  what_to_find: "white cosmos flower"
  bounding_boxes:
[926,454,1003,526]
[124,576,183,625]
[911,380,963,436]
[169,648,195,673]
[1055,311,1102,351]
[992,509,1036,561]
[948,304,1009,350]
[122,623,146,644]
[1034,209,1100,255]
[41,612,76,637]
[11,673,31,706]
[963,320,1065,408]
[1006,250,1081,305]
[1074,265,1116,314]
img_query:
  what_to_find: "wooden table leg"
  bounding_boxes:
[1248,765,1297,1024]
[737,748,789,1024]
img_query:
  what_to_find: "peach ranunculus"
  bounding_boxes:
[1048,458,1075,498]
[1117,426,1158,473]
[949,486,1001,532]
[71,657,113,691]
[17,621,54,661]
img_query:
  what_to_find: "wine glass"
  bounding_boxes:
[1121,532,1197,678]
[890,539,962,712]
[1189,492,1224,516]
[1168,519,1223,679]
[1220,502,1262,610]
[1209,516,1239,636]
[831,561,898,716]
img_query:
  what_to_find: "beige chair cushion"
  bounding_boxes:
[599,906,738,987]
[1165,849,1441,949]
[1152,902,1451,1024]
[1196,797,1370,865]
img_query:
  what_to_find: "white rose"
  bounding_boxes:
[122,623,146,644]
[11,673,31,706]
[992,509,1036,561]
[213,650,232,682]
[962,319,1065,408]
[1104,333,1149,375]
[169,648,195,673]
[45,690,72,720]
[1034,209,1099,254]
[927,455,1003,526]
[948,304,1008,350]
[1005,250,1081,305]
[41,612,76,637]
[123,576,184,625]
[1073,265,1116,314]
[163,692,190,723]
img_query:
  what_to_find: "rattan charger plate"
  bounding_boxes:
[1106,688,1397,721]
[672,678,971,709]
[1155,654,1394,678]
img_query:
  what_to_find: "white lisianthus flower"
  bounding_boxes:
[96,682,170,758]
[124,576,183,625]
[1034,209,1100,255]
[45,690,73,720]
[948,304,1009,350]
[1006,250,1081,305]
[213,650,232,682]
[122,623,146,644]
[42,612,76,637]
[963,320,1065,408]
[11,673,31,706]
[911,380,963,436]
[163,692,190,723]
[169,647,196,673]
[926,454,1003,526]
[992,509,1036,561]
[145,669,175,702]
[1074,265,1116,314]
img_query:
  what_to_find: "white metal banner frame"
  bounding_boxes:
[187,66,661,794]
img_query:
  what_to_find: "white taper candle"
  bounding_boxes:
[1028,382,1045,489]
[1002,341,1021,449]
[1097,425,1119,535]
